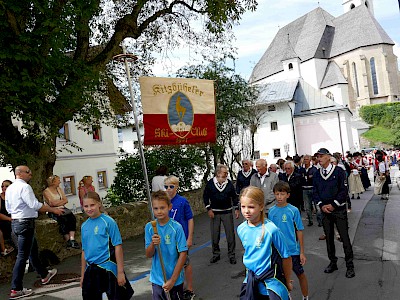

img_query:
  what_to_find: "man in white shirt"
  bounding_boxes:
[6,166,64,299]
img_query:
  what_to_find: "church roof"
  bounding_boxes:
[330,5,394,57]
[320,61,348,89]
[256,80,298,105]
[293,79,348,117]
[250,5,394,83]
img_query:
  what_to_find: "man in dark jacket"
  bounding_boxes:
[313,148,355,279]
[235,159,257,195]
[203,164,239,265]
[279,160,303,211]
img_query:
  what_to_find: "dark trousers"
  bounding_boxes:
[152,283,183,300]
[302,189,313,222]
[210,212,236,259]
[49,212,77,236]
[322,209,354,268]
[82,264,134,300]
[11,219,48,291]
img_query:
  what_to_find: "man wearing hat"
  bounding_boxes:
[312,148,355,278]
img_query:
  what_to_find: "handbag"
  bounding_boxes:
[374,175,386,195]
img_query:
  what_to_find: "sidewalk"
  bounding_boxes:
[1,166,400,299]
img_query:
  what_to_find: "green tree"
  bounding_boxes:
[0,0,258,194]
[108,145,206,205]
[176,60,259,180]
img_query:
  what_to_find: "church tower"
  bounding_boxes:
[342,0,374,16]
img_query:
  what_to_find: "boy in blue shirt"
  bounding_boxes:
[164,175,195,300]
[269,181,309,300]
[145,191,188,300]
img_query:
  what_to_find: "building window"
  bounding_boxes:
[59,123,70,141]
[118,128,123,143]
[365,1,368,8]
[326,92,334,101]
[350,4,355,9]
[352,62,360,97]
[288,63,293,70]
[267,105,276,112]
[97,170,108,190]
[253,151,260,160]
[270,121,278,131]
[92,126,102,141]
[63,176,76,196]
[370,57,379,95]
[273,148,281,158]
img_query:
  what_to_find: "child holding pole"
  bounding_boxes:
[145,191,188,300]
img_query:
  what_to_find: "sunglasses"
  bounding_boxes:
[164,185,176,189]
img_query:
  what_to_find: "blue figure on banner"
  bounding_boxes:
[168,92,194,138]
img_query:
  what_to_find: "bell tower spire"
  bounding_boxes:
[342,0,374,16]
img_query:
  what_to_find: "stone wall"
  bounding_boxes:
[0,188,206,282]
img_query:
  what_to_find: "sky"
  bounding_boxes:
[153,0,400,80]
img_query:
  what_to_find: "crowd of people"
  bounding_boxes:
[0,147,394,300]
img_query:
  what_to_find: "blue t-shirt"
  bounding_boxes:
[81,214,122,276]
[268,204,304,256]
[237,219,290,296]
[145,218,188,286]
[169,194,193,239]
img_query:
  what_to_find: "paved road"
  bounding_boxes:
[1,167,400,299]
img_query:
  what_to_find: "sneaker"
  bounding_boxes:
[41,268,57,285]
[183,289,196,300]
[345,267,355,278]
[66,240,73,248]
[9,288,33,299]
[1,246,15,256]
[70,240,80,249]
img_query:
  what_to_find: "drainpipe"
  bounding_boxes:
[337,111,345,155]
[287,103,298,155]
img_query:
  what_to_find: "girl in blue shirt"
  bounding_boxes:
[80,191,133,300]
[238,186,292,300]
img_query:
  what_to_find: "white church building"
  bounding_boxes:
[249,0,399,160]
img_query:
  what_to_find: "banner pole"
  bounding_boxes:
[113,44,171,300]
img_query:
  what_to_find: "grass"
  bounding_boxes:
[361,126,394,145]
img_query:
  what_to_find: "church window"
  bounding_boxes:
[253,151,260,160]
[270,121,278,131]
[365,1,369,8]
[288,63,293,70]
[326,92,334,101]
[350,4,355,9]
[267,105,276,111]
[370,57,379,95]
[352,62,360,97]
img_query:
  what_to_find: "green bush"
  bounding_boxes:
[360,102,400,147]
[107,146,207,205]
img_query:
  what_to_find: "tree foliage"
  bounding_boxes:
[359,102,400,146]
[107,145,206,205]
[176,60,259,179]
[0,0,258,193]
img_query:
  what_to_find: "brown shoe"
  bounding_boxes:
[319,234,326,240]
